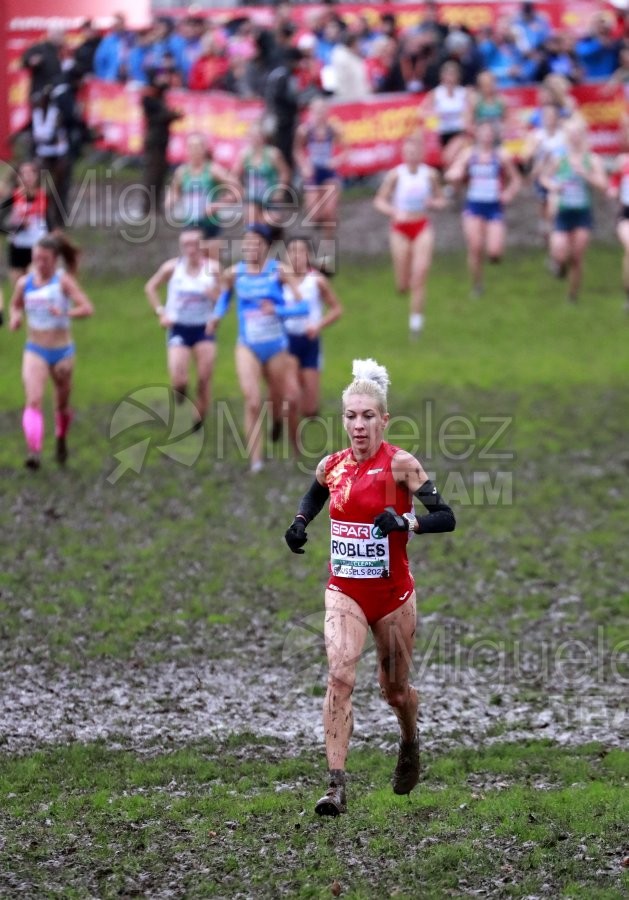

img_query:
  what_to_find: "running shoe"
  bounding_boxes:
[392,729,420,795]
[25,455,41,471]
[315,771,347,816]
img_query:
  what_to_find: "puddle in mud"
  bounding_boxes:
[0,652,626,755]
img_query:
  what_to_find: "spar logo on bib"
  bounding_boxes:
[330,520,390,579]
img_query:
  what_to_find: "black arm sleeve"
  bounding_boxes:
[296,479,330,525]
[414,480,456,534]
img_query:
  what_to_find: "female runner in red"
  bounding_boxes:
[285,359,455,815]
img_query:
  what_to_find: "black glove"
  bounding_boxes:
[373,506,408,537]
[0,310,3,327]
[285,517,308,554]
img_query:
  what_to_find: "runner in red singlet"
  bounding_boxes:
[374,134,445,337]
[285,359,455,816]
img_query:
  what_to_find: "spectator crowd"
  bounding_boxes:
[9,1,629,235]
[20,2,629,104]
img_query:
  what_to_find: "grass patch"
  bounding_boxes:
[0,741,627,898]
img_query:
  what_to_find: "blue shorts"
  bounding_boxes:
[311,165,337,187]
[555,208,593,232]
[167,323,214,349]
[288,334,321,370]
[464,201,503,221]
[25,341,75,366]
[238,337,288,365]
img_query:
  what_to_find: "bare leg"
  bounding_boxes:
[372,591,420,794]
[389,228,412,295]
[192,340,216,424]
[549,229,569,278]
[372,591,418,741]
[317,181,340,242]
[567,228,590,303]
[234,344,265,471]
[463,213,486,296]
[486,218,506,264]
[265,351,301,457]
[299,368,320,418]
[50,355,74,465]
[167,344,192,402]
[21,350,49,466]
[322,588,369,772]
[408,226,434,332]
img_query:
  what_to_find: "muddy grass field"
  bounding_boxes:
[0,195,628,898]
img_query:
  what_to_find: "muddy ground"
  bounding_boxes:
[0,182,626,763]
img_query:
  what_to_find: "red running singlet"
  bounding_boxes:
[324,441,415,625]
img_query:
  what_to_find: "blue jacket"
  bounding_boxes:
[94,32,130,82]
[575,36,619,79]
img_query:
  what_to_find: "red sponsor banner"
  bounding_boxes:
[84,82,264,164]
[81,80,623,175]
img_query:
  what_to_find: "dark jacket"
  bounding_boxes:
[142,90,180,152]
[22,41,62,97]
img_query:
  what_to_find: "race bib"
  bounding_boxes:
[244,310,284,345]
[330,520,390,579]
[561,177,587,209]
[469,176,499,204]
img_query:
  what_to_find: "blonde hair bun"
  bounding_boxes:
[343,358,390,413]
[351,358,390,393]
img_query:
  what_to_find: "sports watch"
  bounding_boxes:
[402,512,418,533]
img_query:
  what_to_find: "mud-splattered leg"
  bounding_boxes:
[322,589,369,771]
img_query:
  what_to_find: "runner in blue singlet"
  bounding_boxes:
[209,224,308,472]
[8,233,93,469]
[445,121,521,297]
[294,98,345,246]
